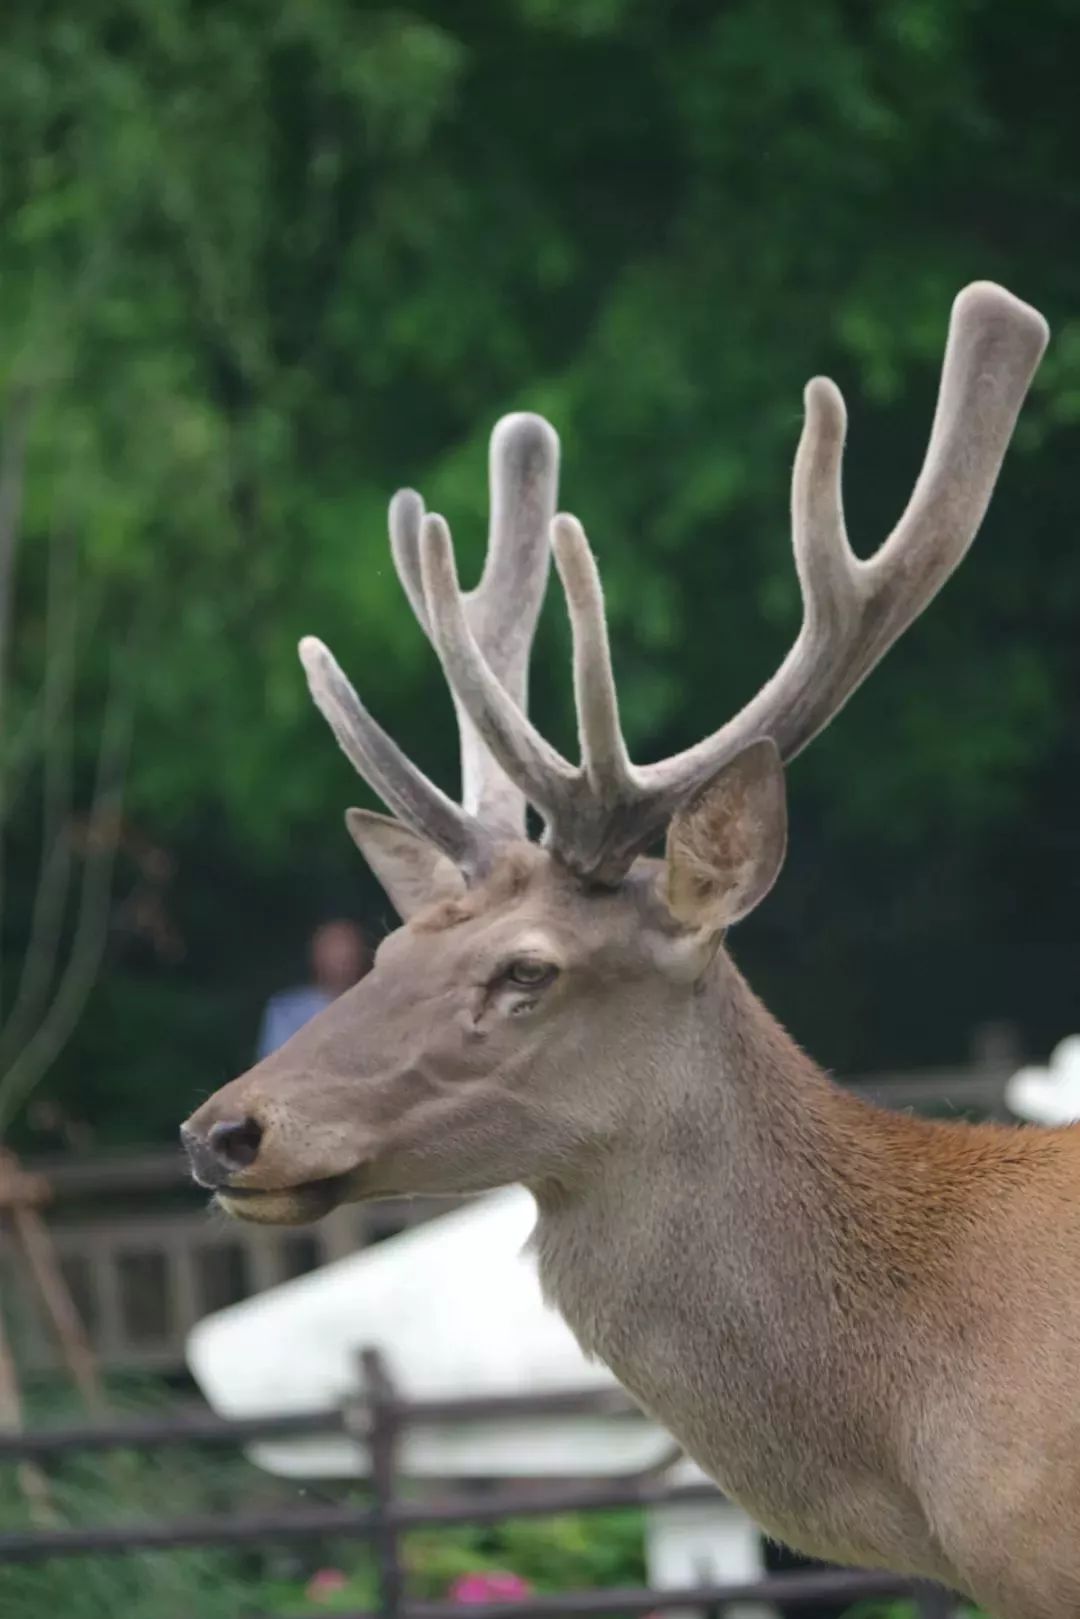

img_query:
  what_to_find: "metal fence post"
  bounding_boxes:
[361,1346,404,1619]
[912,1582,956,1618]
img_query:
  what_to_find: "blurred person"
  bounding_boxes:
[256,919,369,1060]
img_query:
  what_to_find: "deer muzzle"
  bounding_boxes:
[181,1078,374,1224]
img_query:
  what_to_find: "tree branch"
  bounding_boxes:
[0,657,132,1136]
[0,391,35,1020]
[0,527,78,1068]
[0,389,34,730]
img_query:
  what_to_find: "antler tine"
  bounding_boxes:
[389,488,429,631]
[419,513,578,824]
[636,280,1049,811]
[550,514,633,798]
[460,412,558,831]
[390,415,558,836]
[789,377,861,642]
[866,282,1047,620]
[299,636,492,874]
[474,412,559,704]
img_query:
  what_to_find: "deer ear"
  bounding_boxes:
[345,809,466,921]
[664,739,787,933]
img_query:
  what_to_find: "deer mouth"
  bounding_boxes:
[214,1172,352,1226]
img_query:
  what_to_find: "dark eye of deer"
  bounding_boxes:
[506,959,556,988]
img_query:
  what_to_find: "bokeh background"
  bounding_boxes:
[4,7,1080,1617]
[2,0,1078,1151]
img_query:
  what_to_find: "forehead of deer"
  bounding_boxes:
[407,842,669,941]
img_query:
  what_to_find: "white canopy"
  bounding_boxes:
[1006,1035,1080,1126]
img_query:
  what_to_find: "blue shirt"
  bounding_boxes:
[256,986,335,1060]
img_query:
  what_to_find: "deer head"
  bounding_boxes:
[182,283,1048,1228]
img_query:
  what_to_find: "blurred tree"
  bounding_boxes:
[1,0,1078,1141]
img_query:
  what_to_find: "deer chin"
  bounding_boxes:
[214,1172,352,1226]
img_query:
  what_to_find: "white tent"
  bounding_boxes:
[188,1186,775,1617]
[1006,1035,1080,1125]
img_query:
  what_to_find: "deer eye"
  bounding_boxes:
[504,958,558,989]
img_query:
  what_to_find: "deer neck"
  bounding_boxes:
[534,952,869,1333]
[531,955,949,1567]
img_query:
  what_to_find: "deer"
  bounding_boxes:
[181,282,1079,1618]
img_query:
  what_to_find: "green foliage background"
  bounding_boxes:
[2,0,1079,1144]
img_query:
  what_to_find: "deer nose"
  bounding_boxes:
[181,1116,264,1186]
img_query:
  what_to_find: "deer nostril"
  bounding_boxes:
[207,1116,263,1173]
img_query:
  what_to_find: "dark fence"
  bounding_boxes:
[0,1350,961,1618]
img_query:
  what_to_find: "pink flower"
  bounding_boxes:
[448,1570,532,1605]
[305,1567,349,1601]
